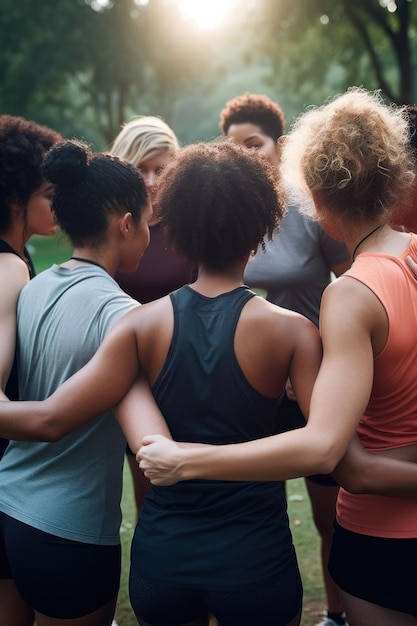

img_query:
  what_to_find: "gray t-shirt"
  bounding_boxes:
[244,204,349,326]
[0,265,138,545]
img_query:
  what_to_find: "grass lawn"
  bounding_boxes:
[31,233,329,626]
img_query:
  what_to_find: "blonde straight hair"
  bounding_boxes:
[110,116,179,167]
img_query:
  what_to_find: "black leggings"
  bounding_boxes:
[129,565,303,626]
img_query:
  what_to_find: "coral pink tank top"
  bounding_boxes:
[336,234,417,538]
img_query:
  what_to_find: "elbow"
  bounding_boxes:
[40,419,68,442]
[41,426,62,442]
[317,457,339,476]
[34,409,67,442]
[313,443,343,476]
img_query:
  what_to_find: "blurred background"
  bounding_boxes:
[1,0,416,149]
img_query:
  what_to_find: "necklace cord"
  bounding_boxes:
[69,256,107,272]
[352,225,384,261]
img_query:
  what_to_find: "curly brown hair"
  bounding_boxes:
[219,93,286,141]
[282,88,415,222]
[0,115,63,232]
[156,141,285,271]
[406,105,417,159]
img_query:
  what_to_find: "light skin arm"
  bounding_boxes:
[330,253,417,496]
[0,309,143,440]
[0,257,30,400]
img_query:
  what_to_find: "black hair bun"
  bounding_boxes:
[42,140,90,186]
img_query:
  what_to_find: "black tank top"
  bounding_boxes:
[134,285,297,589]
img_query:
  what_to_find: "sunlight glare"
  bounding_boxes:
[177,0,240,30]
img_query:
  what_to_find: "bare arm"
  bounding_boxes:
[115,371,172,455]
[0,310,142,441]
[333,437,417,497]
[287,316,322,421]
[0,257,29,399]
[138,279,376,484]
[140,278,417,496]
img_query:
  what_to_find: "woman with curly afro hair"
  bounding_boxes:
[0,115,62,455]
[0,139,323,626]
[140,88,417,626]
[220,92,350,626]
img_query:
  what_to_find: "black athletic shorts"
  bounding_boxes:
[130,565,303,626]
[0,512,121,618]
[329,520,417,616]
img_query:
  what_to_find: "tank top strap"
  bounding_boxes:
[0,239,35,278]
[169,285,255,348]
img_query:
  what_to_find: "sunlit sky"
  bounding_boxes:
[90,0,398,23]
[176,0,241,30]
[89,0,245,30]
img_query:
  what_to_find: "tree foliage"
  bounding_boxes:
[0,0,215,144]
[251,0,416,105]
[1,0,415,145]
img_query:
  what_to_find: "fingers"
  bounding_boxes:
[139,460,178,486]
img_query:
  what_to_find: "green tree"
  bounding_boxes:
[0,0,216,143]
[252,0,416,104]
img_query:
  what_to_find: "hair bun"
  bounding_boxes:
[42,140,90,186]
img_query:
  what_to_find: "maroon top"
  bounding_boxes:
[115,222,197,303]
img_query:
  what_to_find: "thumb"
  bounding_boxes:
[141,434,165,446]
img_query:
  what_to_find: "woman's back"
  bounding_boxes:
[133,284,302,589]
[0,264,137,544]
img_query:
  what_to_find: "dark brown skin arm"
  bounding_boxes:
[332,435,417,497]
[115,370,172,455]
[0,313,142,441]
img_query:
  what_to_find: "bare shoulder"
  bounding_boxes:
[0,254,30,307]
[120,295,173,330]
[243,294,319,342]
[236,295,321,398]
[0,252,30,282]
[321,275,384,329]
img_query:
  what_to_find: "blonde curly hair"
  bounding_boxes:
[282,87,415,222]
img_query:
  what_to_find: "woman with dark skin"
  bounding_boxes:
[139,89,417,626]
[219,93,350,626]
